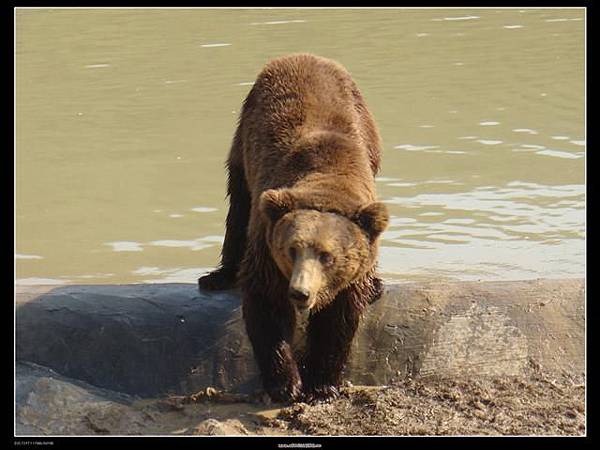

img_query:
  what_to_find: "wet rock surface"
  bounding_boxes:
[16,284,242,397]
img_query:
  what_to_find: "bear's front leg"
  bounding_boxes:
[301,282,367,403]
[243,295,303,403]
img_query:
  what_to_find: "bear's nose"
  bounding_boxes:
[289,287,310,303]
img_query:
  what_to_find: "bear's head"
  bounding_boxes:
[259,188,389,312]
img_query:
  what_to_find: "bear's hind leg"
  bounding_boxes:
[198,134,250,291]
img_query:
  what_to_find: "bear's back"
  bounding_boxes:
[239,54,380,196]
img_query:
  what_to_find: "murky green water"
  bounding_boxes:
[15,8,585,285]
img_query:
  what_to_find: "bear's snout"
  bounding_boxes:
[288,249,323,310]
[289,287,311,305]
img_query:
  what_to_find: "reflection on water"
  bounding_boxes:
[15,8,585,285]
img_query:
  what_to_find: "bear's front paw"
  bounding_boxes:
[266,378,303,404]
[198,268,236,291]
[303,384,340,404]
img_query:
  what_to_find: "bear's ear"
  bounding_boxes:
[354,202,389,241]
[259,189,296,223]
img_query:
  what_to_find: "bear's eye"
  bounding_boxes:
[319,251,334,266]
[289,247,297,260]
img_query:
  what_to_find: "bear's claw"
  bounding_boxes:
[303,385,340,404]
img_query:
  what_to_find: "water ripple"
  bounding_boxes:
[432,15,480,22]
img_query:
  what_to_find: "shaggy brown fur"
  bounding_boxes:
[198,54,388,403]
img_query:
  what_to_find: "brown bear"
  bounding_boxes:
[198,53,388,403]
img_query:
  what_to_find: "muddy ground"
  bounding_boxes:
[135,367,584,436]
